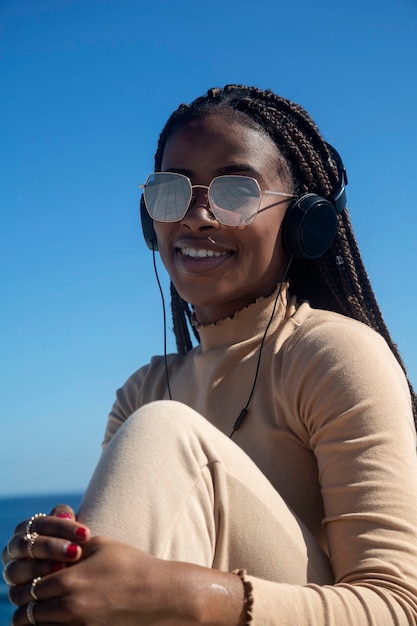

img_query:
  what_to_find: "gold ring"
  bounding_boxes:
[25,513,46,535]
[25,532,39,559]
[26,601,38,625]
[30,576,42,601]
[2,560,16,586]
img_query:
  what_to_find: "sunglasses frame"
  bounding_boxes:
[140,172,295,226]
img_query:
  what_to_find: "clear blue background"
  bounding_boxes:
[1,0,416,496]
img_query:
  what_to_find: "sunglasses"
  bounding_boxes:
[140,172,295,227]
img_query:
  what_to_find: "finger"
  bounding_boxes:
[8,519,89,559]
[7,532,82,564]
[34,515,90,544]
[51,504,76,520]
[3,558,17,586]
[12,598,69,626]
[2,534,18,565]
[11,571,54,608]
[4,558,66,588]
[11,602,41,626]
[10,566,65,608]
[14,514,89,541]
[22,575,41,606]
[9,583,27,607]
[13,513,47,537]
[9,574,43,608]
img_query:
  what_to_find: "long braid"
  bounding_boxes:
[170,282,199,355]
[153,85,417,424]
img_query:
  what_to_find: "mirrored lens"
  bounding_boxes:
[144,173,191,222]
[209,176,261,226]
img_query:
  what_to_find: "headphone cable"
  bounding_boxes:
[152,244,173,400]
[229,256,293,438]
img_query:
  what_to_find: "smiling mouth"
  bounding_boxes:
[179,247,229,258]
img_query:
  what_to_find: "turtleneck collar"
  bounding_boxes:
[194,282,294,352]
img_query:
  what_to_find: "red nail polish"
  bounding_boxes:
[65,543,79,559]
[56,513,72,519]
[51,561,66,572]
[75,527,87,541]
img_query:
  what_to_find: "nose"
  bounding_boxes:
[181,186,220,232]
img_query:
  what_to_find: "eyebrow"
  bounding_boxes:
[164,164,266,182]
[217,164,265,180]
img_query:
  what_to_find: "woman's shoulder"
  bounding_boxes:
[278,300,414,440]
[281,299,410,404]
[118,351,186,396]
[287,299,387,349]
[103,352,187,446]
[281,299,409,391]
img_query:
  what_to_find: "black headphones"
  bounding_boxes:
[140,143,347,260]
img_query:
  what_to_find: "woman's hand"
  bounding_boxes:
[9,537,168,626]
[2,504,90,586]
[7,535,245,626]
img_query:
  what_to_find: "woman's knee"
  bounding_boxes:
[120,400,204,440]
[104,400,213,468]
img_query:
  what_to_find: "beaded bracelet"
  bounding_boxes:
[232,569,254,625]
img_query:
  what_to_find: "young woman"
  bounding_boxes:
[3,85,417,625]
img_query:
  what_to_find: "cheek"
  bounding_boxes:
[251,218,287,271]
[254,215,285,249]
[153,223,184,282]
[266,206,287,243]
[153,222,173,250]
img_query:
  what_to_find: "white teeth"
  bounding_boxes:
[180,247,228,258]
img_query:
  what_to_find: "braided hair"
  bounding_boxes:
[152,84,417,424]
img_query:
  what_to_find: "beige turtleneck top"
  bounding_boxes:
[103,285,417,624]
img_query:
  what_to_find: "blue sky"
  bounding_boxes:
[1,0,416,496]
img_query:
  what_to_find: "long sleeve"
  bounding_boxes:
[245,312,417,624]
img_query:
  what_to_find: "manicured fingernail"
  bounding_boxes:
[75,527,87,541]
[51,561,66,572]
[65,543,79,559]
[56,513,72,519]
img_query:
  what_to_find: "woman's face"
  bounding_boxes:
[154,112,292,324]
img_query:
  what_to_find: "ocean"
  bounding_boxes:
[0,493,82,625]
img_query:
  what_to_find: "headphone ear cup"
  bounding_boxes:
[140,195,158,251]
[283,193,338,260]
